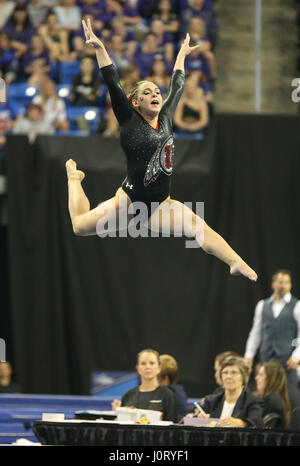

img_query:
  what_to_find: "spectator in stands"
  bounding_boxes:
[111,349,178,423]
[255,359,291,427]
[28,0,49,27]
[135,32,169,78]
[146,56,171,98]
[186,16,211,51]
[79,0,105,21]
[197,356,263,427]
[0,0,15,29]
[185,17,216,79]
[159,353,188,418]
[179,0,218,49]
[184,46,213,81]
[32,78,69,131]
[121,64,141,89]
[3,2,35,49]
[98,0,141,32]
[150,18,174,63]
[69,56,100,106]
[53,0,82,32]
[188,69,214,104]
[107,17,137,60]
[153,0,179,40]
[0,33,21,85]
[173,74,209,134]
[38,12,70,62]
[13,102,55,143]
[0,361,21,394]
[107,35,131,75]
[22,34,51,81]
[100,105,119,137]
[137,0,158,20]
[27,59,50,87]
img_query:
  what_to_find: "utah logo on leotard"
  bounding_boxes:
[143,136,175,187]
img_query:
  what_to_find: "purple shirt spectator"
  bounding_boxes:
[135,50,157,78]
[2,2,35,46]
[2,21,35,46]
[79,0,105,18]
[179,0,213,11]
[97,1,139,27]
[137,0,157,19]
[179,0,217,35]
[185,53,211,79]
[106,29,136,44]
[0,50,16,71]
[22,50,50,74]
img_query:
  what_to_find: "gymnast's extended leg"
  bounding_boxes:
[66,159,130,236]
[148,198,257,281]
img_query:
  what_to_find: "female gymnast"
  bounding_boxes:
[66,18,257,282]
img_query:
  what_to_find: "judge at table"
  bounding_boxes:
[112,348,178,423]
[197,356,263,427]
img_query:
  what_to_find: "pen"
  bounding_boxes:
[194,401,207,416]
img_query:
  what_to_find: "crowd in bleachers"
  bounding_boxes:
[0,0,218,161]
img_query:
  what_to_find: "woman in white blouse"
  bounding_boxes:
[197,356,263,427]
[33,78,69,131]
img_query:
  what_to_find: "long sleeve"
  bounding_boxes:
[292,300,300,361]
[161,69,185,119]
[100,64,133,126]
[162,388,178,423]
[244,300,264,359]
[239,395,264,428]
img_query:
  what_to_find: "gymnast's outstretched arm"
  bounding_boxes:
[162,34,201,118]
[82,18,132,126]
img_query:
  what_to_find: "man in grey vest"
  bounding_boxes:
[244,270,300,386]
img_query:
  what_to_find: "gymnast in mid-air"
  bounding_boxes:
[66,18,257,282]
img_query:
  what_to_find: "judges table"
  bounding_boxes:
[33,420,300,446]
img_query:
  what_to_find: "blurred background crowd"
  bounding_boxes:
[0,0,218,164]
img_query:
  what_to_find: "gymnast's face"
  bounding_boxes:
[136,351,161,382]
[133,82,163,117]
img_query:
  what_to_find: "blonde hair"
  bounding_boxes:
[39,78,59,110]
[159,354,178,383]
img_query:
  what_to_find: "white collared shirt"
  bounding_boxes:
[244,292,300,362]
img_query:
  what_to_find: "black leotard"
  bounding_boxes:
[100,64,185,208]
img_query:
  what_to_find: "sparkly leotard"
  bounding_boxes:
[100,64,185,208]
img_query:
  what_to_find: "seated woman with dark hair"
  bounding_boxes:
[69,56,100,107]
[198,356,263,427]
[112,349,178,423]
[255,359,291,428]
[173,74,209,134]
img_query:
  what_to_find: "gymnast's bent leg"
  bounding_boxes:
[66,159,131,236]
[148,198,258,281]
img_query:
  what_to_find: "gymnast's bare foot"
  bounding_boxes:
[66,159,85,182]
[230,260,258,282]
